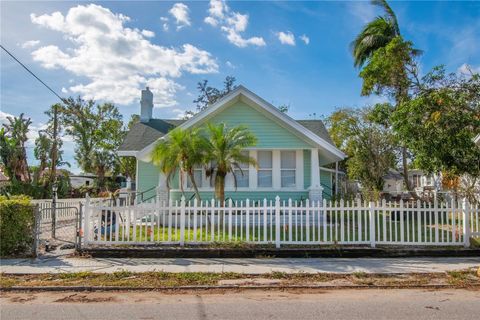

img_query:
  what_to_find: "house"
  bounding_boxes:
[379,168,441,199]
[118,86,346,204]
[69,173,96,188]
[475,134,480,147]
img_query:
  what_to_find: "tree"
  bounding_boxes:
[351,0,421,194]
[193,76,237,113]
[117,114,139,180]
[351,0,400,68]
[0,113,32,182]
[60,97,124,190]
[151,127,206,201]
[392,67,480,184]
[204,123,257,203]
[326,108,396,199]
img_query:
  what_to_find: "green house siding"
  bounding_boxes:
[321,171,333,199]
[170,191,309,203]
[203,101,312,149]
[303,149,311,189]
[136,160,159,200]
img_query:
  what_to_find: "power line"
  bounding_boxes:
[1,44,65,102]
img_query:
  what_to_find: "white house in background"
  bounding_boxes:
[380,168,441,199]
[475,134,480,146]
[69,173,96,188]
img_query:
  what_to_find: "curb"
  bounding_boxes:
[2,284,479,292]
[79,247,480,259]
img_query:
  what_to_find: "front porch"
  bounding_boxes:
[146,148,344,204]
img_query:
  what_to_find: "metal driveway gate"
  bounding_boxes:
[36,203,81,253]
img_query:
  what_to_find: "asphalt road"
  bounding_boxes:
[1,288,479,320]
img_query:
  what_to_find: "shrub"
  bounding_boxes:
[0,195,35,256]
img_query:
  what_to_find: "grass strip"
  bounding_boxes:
[1,269,479,289]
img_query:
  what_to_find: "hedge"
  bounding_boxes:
[0,195,35,257]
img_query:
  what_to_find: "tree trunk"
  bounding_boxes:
[401,146,421,200]
[215,174,226,204]
[215,174,226,228]
[187,171,202,202]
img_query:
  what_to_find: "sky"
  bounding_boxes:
[1,0,479,173]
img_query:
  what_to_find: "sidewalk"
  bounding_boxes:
[1,255,479,274]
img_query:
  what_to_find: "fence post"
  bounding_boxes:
[84,194,90,245]
[275,196,281,249]
[180,196,186,246]
[369,201,376,248]
[433,192,439,244]
[463,198,470,248]
[32,204,40,257]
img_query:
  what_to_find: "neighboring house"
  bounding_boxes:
[380,168,441,199]
[69,173,96,188]
[475,134,480,147]
[118,86,346,203]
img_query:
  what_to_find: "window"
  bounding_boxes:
[234,151,249,188]
[411,174,421,188]
[187,165,203,188]
[257,151,272,187]
[281,151,296,187]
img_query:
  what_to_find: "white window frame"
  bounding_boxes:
[257,150,273,188]
[280,150,296,188]
[233,151,250,188]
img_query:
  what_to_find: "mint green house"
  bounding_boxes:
[118,86,346,203]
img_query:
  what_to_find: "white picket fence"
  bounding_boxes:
[83,196,480,248]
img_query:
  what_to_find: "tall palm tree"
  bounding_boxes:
[351,0,400,68]
[151,127,206,201]
[351,0,419,194]
[204,123,257,204]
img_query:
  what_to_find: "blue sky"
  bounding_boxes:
[1,0,479,173]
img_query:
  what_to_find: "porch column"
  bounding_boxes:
[157,172,169,204]
[309,148,323,203]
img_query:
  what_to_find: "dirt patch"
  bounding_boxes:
[9,295,36,303]
[54,293,116,303]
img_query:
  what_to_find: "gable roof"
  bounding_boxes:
[119,86,346,162]
[119,119,184,152]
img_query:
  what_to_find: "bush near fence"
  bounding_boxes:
[0,195,35,256]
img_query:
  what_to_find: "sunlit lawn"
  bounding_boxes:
[97,211,467,244]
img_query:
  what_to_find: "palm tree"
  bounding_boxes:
[151,127,206,201]
[351,0,400,68]
[351,0,419,194]
[204,123,257,204]
[3,113,32,182]
[34,132,51,182]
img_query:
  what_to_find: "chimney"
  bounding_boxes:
[140,87,153,123]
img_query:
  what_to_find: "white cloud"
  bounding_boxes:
[299,34,310,45]
[276,31,295,46]
[30,4,218,106]
[204,0,265,48]
[345,2,376,24]
[61,87,68,93]
[226,60,236,69]
[458,63,480,75]
[141,29,155,38]
[21,40,41,49]
[160,17,169,31]
[169,3,191,29]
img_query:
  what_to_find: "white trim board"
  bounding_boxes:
[136,86,346,162]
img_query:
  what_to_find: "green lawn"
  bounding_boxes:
[96,211,467,244]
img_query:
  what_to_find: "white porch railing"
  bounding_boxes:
[83,196,479,248]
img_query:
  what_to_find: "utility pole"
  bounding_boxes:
[51,104,59,238]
